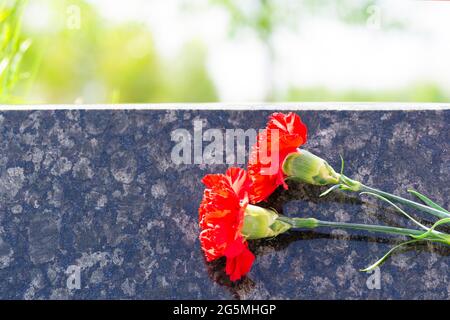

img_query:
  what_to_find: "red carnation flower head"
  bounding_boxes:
[248,112,307,203]
[198,167,255,281]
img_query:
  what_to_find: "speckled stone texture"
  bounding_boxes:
[0,109,449,299]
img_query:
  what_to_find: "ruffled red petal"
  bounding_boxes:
[248,112,307,203]
[267,112,307,151]
[198,167,254,281]
[225,241,255,281]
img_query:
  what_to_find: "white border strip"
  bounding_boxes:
[0,102,449,111]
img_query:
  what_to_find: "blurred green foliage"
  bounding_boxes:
[287,82,449,103]
[211,0,404,41]
[21,0,216,103]
[211,0,284,41]
[0,0,31,103]
[2,0,448,104]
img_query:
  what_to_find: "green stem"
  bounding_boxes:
[315,220,424,237]
[358,184,450,219]
[277,216,443,241]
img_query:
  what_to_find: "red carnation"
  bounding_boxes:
[248,112,307,203]
[199,167,255,281]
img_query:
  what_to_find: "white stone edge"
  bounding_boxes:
[0,102,449,111]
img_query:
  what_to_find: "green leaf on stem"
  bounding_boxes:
[360,191,429,231]
[407,189,450,214]
[410,217,450,242]
[339,154,345,175]
[360,239,422,272]
[319,184,341,197]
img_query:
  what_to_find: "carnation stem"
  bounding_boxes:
[315,220,425,237]
[356,183,450,219]
[277,216,446,242]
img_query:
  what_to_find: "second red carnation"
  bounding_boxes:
[248,112,308,203]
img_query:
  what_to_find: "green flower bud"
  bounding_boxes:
[241,205,291,240]
[282,150,341,186]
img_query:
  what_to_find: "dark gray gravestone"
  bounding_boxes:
[0,109,449,299]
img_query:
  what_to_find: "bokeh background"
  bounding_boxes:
[1,0,450,104]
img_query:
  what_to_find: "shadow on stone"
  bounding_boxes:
[204,229,450,299]
[202,181,450,298]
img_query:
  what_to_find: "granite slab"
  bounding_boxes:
[0,109,449,299]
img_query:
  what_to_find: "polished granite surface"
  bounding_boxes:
[0,109,449,299]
